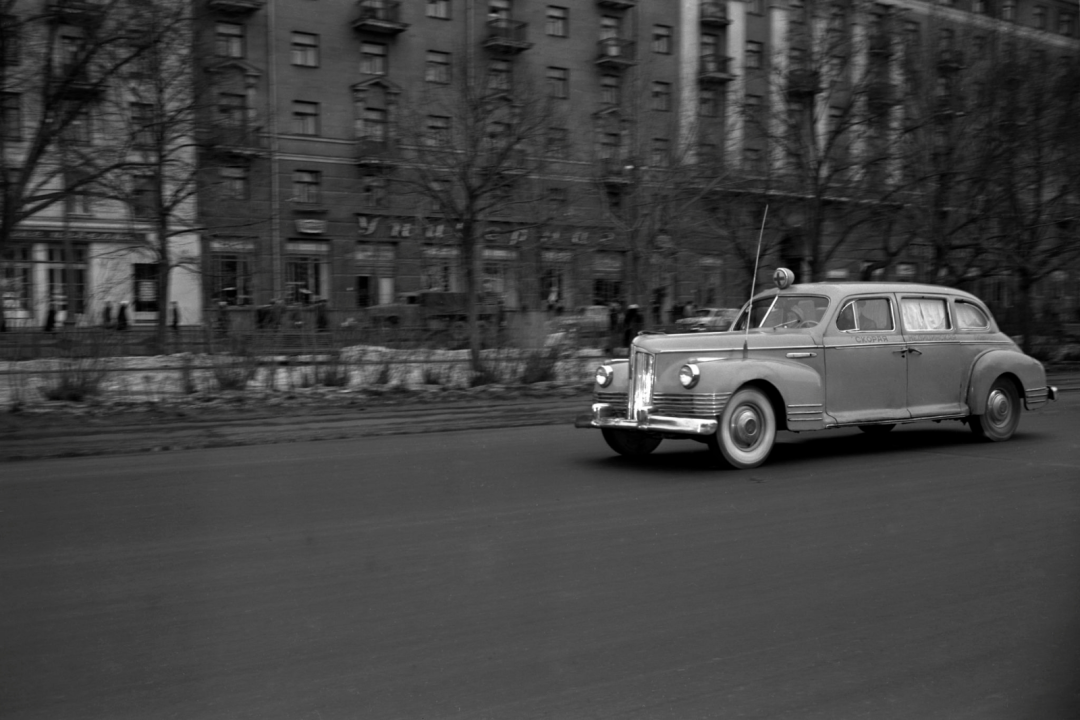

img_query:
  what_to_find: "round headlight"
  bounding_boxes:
[678,363,700,389]
[595,364,614,388]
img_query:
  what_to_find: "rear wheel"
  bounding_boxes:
[601,429,662,457]
[709,387,777,469]
[970,378,1020,442]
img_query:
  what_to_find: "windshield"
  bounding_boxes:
[732,295,830,331]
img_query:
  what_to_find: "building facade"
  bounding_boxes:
[1,0,202,330]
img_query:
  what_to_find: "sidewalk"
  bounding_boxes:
[2,373,1077,463]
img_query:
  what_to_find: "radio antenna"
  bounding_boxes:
[743,204,769,358]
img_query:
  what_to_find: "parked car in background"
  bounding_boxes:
[675,307,740,333]
[577,269,1057,469]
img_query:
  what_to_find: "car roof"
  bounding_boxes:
[752,281,983,304]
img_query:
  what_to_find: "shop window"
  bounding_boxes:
[133,263,160,313]
[45,245,87,314]
[1,244,32,312]
[210,253,253,306]
[286,255,324,303]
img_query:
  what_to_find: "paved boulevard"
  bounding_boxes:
[2,395,1079,719]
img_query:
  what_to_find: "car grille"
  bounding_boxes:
[594,391,628,405]
[629,349,655,421]
[652,392,731,419]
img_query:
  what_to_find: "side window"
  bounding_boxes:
[954,301,989,330]
[836,298,894,331]
[900,297,951,331]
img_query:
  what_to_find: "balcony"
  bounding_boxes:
[701,1,731,27]
[599,157,634,185]
[699,54,734,83]
[596,0,636,8]
[355,138,400,167]
[205,0,266,13]
[51,64,102,98]
[787,68,821,98]
[483,19,532,54]
[204,124,267,157]
[595,38,636,69]
[937,48,964,72]
[351,0,408,35]
[46,0,105,26]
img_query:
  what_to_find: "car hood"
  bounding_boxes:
[632,329,819,354]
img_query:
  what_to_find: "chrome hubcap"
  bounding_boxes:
[730,405,762,449]
[987,389,1011,426]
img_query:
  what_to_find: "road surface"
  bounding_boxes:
[2,395,1078,719]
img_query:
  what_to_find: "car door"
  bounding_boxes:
[898,294,965,417]
[823,294,910,425]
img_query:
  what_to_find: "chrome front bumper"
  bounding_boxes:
[574,403,718,436]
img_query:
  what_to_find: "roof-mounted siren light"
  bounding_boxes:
[774,267,795,290]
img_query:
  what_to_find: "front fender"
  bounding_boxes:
[967,349,1049,413]
[697,357,825,429]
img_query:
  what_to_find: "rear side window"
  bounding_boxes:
[955,301,989,330]
[836,298,893,331]
[901,297,951,331]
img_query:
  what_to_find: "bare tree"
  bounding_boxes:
[0,0,154,328]
[387,71,555,372]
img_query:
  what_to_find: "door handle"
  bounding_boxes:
[908,347,923,356]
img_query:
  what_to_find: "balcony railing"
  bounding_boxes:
[483,19,532,53]
[699,54,734,83]
[595,38,636,68]
[206,0,266,13]
[701,1,731,26]
[351,0,408,34]
[46,0,105,25]
[355,138,400,167]
[204,124,267,156]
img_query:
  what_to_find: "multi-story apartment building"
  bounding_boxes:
[1,0,202,330]
[190,0,1077,325]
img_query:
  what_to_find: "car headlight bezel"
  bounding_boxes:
[595,364,615,388]
[678,363,700,389]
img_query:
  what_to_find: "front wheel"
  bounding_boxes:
[970,378,1020,442]
[709,387,777,469]
[601,429,662,457]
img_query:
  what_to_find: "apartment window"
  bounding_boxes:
[488,58,512,93]
[133,263,161,313]
[360,173,388,207]
[547,67,569,98]
[745,94,764,130]
[599,131,621,159]
[211,253,252,306]
[425,50,451,83]
[425,115,450,146]
[286,255,323,304]
[651,138,670,167]
[546,6,568,37]
[653,25,672,54]
[130,102,154,147]
[363,108,387,142]
[489,0,510,22]
[750,0,765,14]
[746,41,764,69]
[903,21,920,47]
[220,166,249,200]
[0,244,32,312]
[292,101,319,136]
[130,174,154,219]
[1,92,20,140]
[64,170,92,216]
[972,0,986,13]
[1,14,19,67]
[293,170,321,204]
[62,105,92,145]
[1001,0,1016,21]
[939,28,955,48]
[218,92,247,126]
[215,22,244,58]
[291,32,319,67]
[600,15,620,40]
[546,186,567,212]
[1060,12,1076,36]
[744,147,764,173]
[427,0,451,19]
[651,81,671,111]
[361,42,387,75]
[545,126,569,159]
[601,74,620,105]
[700,87,718,117]
[1033,5,1047,29]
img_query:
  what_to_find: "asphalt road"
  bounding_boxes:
[2,396,1079,719]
